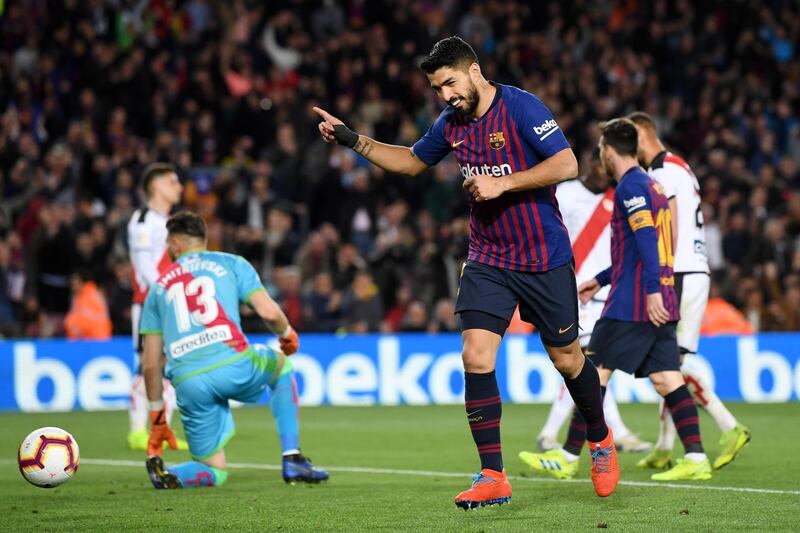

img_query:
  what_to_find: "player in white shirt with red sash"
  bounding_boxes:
[126,163,188,451]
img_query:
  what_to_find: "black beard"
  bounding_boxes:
[452,85,479,116]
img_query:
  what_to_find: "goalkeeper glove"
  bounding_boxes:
[279,325,299,355]
[148,408,179,457]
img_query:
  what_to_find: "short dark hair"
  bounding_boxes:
[420,36,478,74]
[599,118,639,157]
[141,162,176,195]
[626,111,658,133]
[167,211,206,239]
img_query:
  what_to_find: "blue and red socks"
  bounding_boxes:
[562,359,608,445]
[270,360,300,454]
[464,371,503,472]
[169,461,228,488]
[664,384,704,454]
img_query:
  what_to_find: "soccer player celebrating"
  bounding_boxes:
[526,119,712,482]
[520,150,652,477]
[127,163,188,452]
[314,36,618,506]
[141,212,328,488]
[627,112,751,470]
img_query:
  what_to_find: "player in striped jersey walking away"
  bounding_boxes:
[520,150,652,481]
[628,112,751,472]
[549,118,712,482]
[314,36,619,506]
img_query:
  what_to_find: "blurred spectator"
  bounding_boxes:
[332,242,367,291]
[273,266,304,331]
[263,203,303,272]
[429,298,459,333]
[106,257,133,336]
[701,283,754,335]
[383,285,412,332]
[295,231,333,283]
[303,271,341,332]
[0,239,23,338]
[341,270,383,333]
[399,300,429,333]
[63,270,112,340]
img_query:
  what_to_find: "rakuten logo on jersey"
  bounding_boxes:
[533,119,558,136]
[459,163,513,179]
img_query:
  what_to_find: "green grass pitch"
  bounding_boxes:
[1,403,799,532]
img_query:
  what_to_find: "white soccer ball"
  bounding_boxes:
[18,427,80,488]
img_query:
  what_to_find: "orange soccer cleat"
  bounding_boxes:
[454,468,512,510]
[587,427,620,497]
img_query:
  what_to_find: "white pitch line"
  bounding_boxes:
[40,458,797,496]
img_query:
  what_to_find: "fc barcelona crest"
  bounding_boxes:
[489,131,505,150]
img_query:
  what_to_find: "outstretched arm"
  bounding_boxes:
[313,106,429,176]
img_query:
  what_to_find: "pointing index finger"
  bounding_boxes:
[312,106,330,120]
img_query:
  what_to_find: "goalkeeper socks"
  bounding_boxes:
[664,385,704,454]
[464,370,503,472]
[169,461,228,487]
[269,362,300,454]
[563,359,608,443]
[563,386,607,456]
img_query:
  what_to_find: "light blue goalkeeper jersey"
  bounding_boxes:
[140,249,266,384]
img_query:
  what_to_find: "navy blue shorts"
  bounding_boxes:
[455,260,579,347]
[587,318,679,378]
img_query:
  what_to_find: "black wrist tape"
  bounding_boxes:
[333,124,359,148]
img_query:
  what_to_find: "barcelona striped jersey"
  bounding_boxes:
[412,83,572,273]
[594,166,680,322]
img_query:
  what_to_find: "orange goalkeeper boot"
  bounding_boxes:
[454,468,512,510]
[588,427,620,497]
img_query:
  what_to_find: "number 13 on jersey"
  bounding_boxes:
[165,276,219,332]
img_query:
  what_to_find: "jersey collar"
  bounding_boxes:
[177,247,206,260]
[647,150,668,171]
[619,165,641,183]
[469,82,502,123]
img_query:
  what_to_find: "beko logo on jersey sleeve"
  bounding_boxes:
[533,119,559,140]
[623,196,647,212]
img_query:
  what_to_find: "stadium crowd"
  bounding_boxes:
[0,0,799,337]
